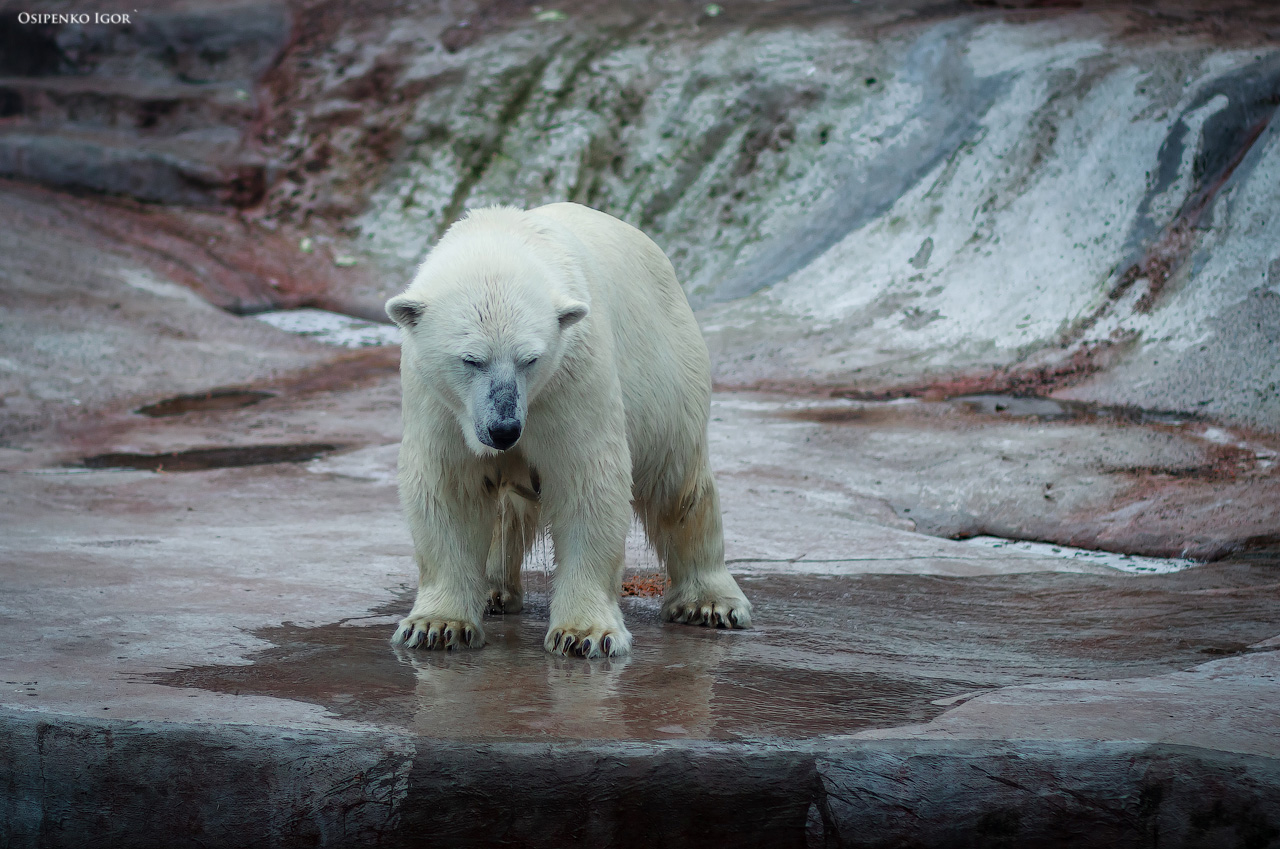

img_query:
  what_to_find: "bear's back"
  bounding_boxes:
[530,203,712,484]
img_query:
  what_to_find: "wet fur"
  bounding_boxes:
[387,203,752,658]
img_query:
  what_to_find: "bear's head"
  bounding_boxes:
[386,218,588,456]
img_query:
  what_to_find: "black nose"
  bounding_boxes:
[488,421,521,450]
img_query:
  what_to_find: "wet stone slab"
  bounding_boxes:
[148,565,1280,742]
[6,559,1280,849]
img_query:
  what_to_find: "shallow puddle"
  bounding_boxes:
[152,591,964,741]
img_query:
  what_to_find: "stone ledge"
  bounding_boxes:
[4,710,1278,849]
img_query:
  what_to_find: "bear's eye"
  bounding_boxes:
[520,357,539,369]
[460,355,485,369]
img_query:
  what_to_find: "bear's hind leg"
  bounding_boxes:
[641,459,752,629]
[485,493,538,614]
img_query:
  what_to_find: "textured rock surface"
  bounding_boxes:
[2,0,1276,428]
[0,181,368,442]
[3,2,1279,847]
[2,364,1278,845]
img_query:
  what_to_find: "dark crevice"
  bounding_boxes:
[220,300,299,316]
[0,87,23,118]
[78,443,340,472]
[784,393,1200,427]
[0,18,65,76]
[134,390,275,417]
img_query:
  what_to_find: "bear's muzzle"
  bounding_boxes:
[486,421,522,450]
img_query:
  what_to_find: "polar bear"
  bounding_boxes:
[385,202,752,658]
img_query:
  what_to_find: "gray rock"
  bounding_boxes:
[0,127,265,205]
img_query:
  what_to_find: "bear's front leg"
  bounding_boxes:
[542,483,634,660]
[392,489,492,650]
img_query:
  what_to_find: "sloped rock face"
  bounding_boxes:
[266,2,1013,299]
[4,0,1272,558]
[3,2,1276,430]
[254,1,1279,430]
[2,2,1276,532]
[698,34,1280,431]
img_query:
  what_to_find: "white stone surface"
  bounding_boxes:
[254,308,401,349]
[963,536,1199,575]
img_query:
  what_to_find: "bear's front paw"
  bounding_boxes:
[662,594,752,629]
[544,623,632,659]
[485,588,524,615]
[392,615,485,650]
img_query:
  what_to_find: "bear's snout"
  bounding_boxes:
[486,421,522,450]
[478,375,523,451]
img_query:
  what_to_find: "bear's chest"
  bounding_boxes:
[480,451,541,504]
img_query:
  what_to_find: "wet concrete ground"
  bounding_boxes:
[3,351,1279,845]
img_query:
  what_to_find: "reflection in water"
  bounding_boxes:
[147,584,972,740]
[397,604,732,740]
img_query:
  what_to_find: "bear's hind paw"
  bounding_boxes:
[392,616,485,650]
[485,588,524,615]
[662,597,752,629]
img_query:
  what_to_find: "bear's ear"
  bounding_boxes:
[386,295,426,328]
[557,300,588,329]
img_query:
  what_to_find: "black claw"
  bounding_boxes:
[581,639,593,655]
[602,635,614,654]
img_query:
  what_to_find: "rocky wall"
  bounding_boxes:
[261,1,1280,430]
[2,0,1277,430]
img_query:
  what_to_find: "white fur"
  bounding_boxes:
[387,203,752,659]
